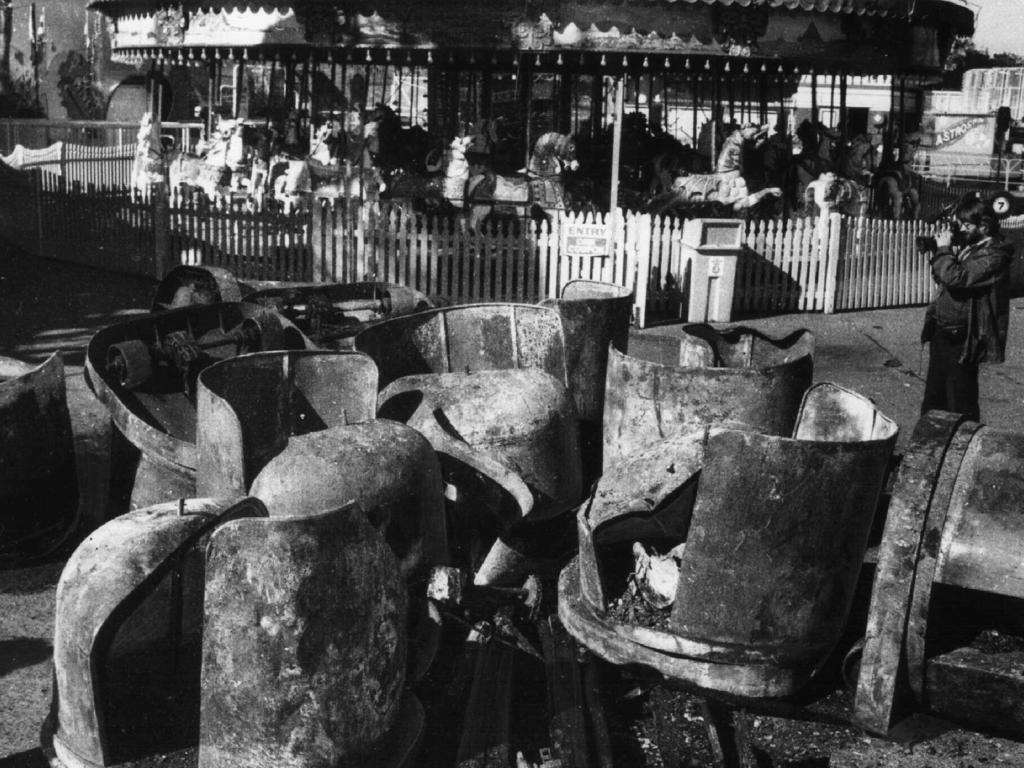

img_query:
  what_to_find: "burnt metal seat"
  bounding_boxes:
[604,324,815,466]
[357,303,582,584]
[0,352,78,561]
[561,382,897,699]
[539,280,634,483]
[43,498,268,768]
[195,349,448,679]
[43,497,420,768]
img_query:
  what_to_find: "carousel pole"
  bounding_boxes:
[609,74,624,223]
[711,61,720,170]
[899,74,906,136]
[759,66,768,126]
[840,71,848,141]
[829,71,836,128]
[148,57,162,144]
[524,76,532,168]
[558,70,571,135]
[590,68,603,141]
[810,70,818,124]
[330,56,337,111]
[691,64,699,150]
[269,56,278,117]
[207,58,217,138]
[232,59,242,119]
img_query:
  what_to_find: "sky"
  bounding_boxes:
[971,0,1024,55]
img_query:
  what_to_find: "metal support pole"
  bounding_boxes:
[811,71,818,124]
[609,76,624,216]
[840,72,848,141]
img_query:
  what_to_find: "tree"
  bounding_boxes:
[940,36,1024,90]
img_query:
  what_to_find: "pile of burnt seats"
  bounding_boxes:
[44,281,633,767]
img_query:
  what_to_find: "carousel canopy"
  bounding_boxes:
[89,0,974,74]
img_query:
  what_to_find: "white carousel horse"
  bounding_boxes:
[130,112,168,193]
[464,132,579,231]
[805,171,869,218]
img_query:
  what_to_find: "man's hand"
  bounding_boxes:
[934,226,953,249]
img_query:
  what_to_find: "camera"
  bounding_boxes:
[916,210,960,253]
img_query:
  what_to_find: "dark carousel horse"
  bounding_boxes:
[464,132,580,233]
[873,134,922,219]
[793,119,842,214]
[366,103,438,177]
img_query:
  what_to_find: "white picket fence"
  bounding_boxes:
[2,141,135,188]
[0,156,973,320]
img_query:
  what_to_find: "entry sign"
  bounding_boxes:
[565,223,610,258]
[708,256,724,277]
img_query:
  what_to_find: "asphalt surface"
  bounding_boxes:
[2,246,1024,764]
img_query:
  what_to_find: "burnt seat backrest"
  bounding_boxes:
[354,303,567,390]
[538,279,633,425]
[792,381,894,443]
[669,383,897,680]
[196,351,378,498]
[603,327,814,466]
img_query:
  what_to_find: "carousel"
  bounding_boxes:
[92,0,975,218]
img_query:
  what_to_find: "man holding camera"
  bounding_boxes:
[920,193,1015,421]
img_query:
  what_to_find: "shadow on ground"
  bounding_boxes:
[0,244,156,365]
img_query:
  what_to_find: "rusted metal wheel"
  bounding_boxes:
[105,339,153,390]
[238,308,289,352]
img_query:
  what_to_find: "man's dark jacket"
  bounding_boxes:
[925,234,1014,364]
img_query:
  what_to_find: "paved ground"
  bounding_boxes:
[2,246,1024,765]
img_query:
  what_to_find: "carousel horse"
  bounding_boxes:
[873,133,922,219]
[263,109,384,210]
[647,125,781,219]
[754,129,797,217]
[836,133,875,185]
[647,173,783,218]
[130,111,168,193]
[382,134,473,217]
[365,103,437,177]
[793,119,842,213]
[166,119,241,203]
[804,171,870,218]
[464,131,580,232]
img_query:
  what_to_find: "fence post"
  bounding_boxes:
[823,212,843,314]
[152,184,170,279]
[311,199,327,283]
[31,168,43,258]
[633,211,653,328]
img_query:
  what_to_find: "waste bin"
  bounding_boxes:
[683,218,744,323]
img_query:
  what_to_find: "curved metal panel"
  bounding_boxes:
[354,303,567,390]
[563,384,895,698]
[249,420,448,586]
[541,280,633,482]
[603,325,814,466]
[196,350,378,498]
[0,352,78,560]
[85,303,313,509]
[670,419,897,668]
[200,504,408,768]
[379,368,582,518]
[48,498,267,768]
[934,427,1024,599]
